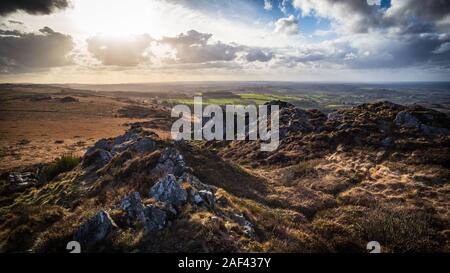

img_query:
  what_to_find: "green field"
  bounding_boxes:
[167,93,302,106]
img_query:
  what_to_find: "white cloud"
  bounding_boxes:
[264,0,273,11]
[279,0,289,15]
[274,15,299,35]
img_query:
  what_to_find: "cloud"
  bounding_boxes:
[293,0,450,34]
[0,27,74,73]
[279,0,290,15]
[293,0,382,33]
[86,34,153,66]
[274,15,299,35]
[245,48,274,62]
[8,20,24,25]
[432,42,450,54]
[159,61,243,71]
[387,0,450,22]
[288,0,450,70]
[264,0,273,11]
[277,31,450,70]
[0,0,70,16]
[344,34,450,69]
[161,30,239,63]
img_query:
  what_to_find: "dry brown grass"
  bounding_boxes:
[0,88,170,172]
[0,204,66,252]
[358,207,443,252]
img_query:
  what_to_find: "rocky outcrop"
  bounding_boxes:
[149,174,187,209]
[82,148,112,170]
[232,213,255,238]
[81,128,158,171]
[73,211,116,248]
[118,192,167,231]
[220,101,450,166]
[394,108,450,135]
[118,192,148,227]
[193,190,215,208]
[151,147,189,177]
[7,172,37,190]
[111,137,155,154]
[71,126,223,247]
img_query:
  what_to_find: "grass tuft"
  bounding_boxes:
[44,154,81,181]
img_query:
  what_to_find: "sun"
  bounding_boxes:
[69,0,162,37]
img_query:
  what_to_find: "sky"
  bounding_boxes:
[0,0,449,83]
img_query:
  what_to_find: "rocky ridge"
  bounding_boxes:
[1,100,448,253]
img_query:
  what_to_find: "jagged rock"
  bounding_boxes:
[118,191,167,231]
[395,111,421,128]
[191,189,215,208]
[149,174,187,209]
[180,172,216,193]
[327,111,344,122]
[151,158,175,177]
[143,205,167,230]
[119,191,147,226]
[198,190,215,208]
[73,211,116,248]
[82,148,112,169]
[131,138,156,153]
[7,172,37,190]
[160,147,187,176]
[395,110,450,135]
[112,130,140,146]
[232,213,255,237]
[112,137,155,154]
[179,172,217,208]
[85,139,111,155]
[192,192,204,204]
[150,147,188,177]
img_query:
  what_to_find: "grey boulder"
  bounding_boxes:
[118,191,166,231]
[149,174,187,209]
[73,211,116,248]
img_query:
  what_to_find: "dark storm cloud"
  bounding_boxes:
[86,34,153,66]
[0,27,74,73]
[346,36,450,69]
[294,0,450,34]
[161,30,239,63]
[0,0,70,16]
[391,0,450,21]
[290,0,450,69]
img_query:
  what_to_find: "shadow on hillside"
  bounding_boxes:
[180,143,269,203]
